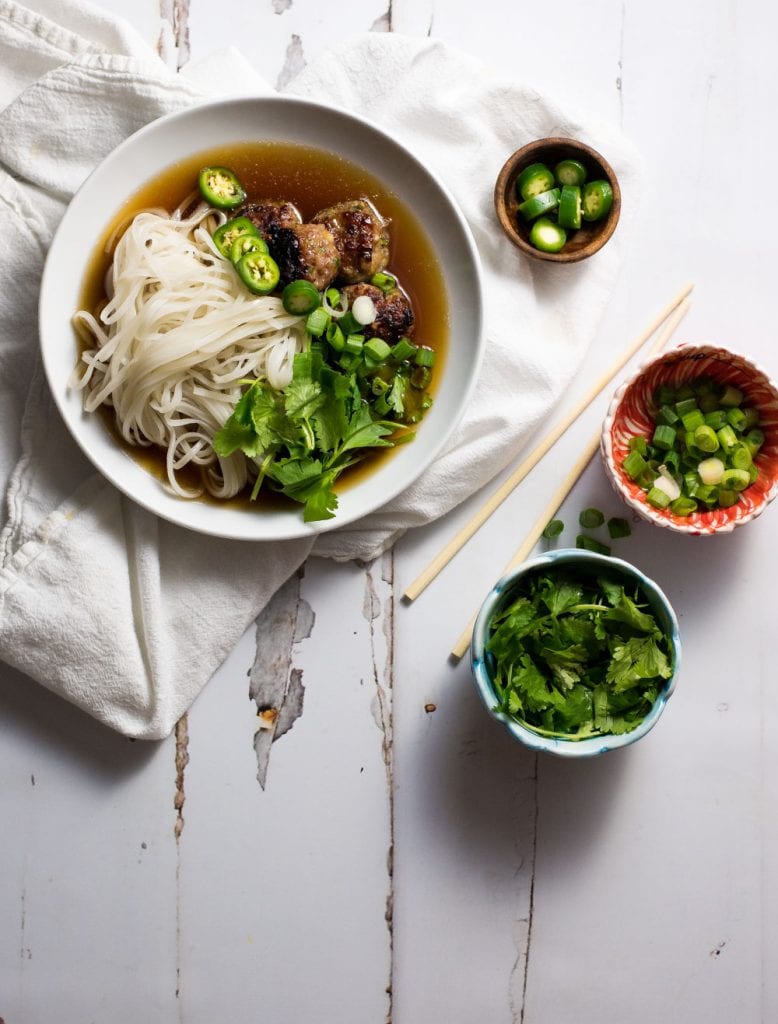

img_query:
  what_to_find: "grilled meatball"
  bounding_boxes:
[239,200,302,241]
[311,199,390,284]
[342,283,415,343]
[272,223,340,291]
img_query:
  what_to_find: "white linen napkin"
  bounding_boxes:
[0,0,641,738]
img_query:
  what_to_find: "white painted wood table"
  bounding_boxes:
[2,1,777,1021]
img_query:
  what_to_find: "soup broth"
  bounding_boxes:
[79,141,449,505]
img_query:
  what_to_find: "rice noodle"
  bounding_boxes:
[71,200,306,499]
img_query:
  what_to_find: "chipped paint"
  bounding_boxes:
[250,570,314,789]
[276,34,306,90]
[174,715,189,842]
[174,713,189,1004]
[159,0,191,69]
[362,553,395,1022]
[424,702,436,714]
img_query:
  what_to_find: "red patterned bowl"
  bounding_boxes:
[602,344,778,535]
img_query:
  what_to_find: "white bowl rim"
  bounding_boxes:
[39,94,485,541]
[470,548,682,758]
[601,341,778,536]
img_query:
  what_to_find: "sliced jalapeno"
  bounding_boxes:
[529,216,567,253]
[516,162,555,201]
[198,166,246,210]
[212,216,258,258]
[236,251,280,294]
[282,280,321,316]
[581,180,614,222]
[557,185,582,229]
[230,234,269,263]
[518,187,561,221]
[554,159,587,186]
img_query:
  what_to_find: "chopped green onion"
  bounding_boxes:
[623,450,648,480]
[730,444,752,470]
[325,322,345,352]
[717,488,738,507]
[669,496,697,516]
[681,409,705,432]
[628,436,649,456]
[579,508,605,528]
[652,425,677,451]
[542,519,564,539]
[283,280,321,316]
[370,271,397,294]
[720,468,750,491]
[606,517,631,539]
[692,425,720,453]
[411,366,431,389]
[414,346,435,368]
[364,337,391,363]
[719,385,743,407]
[646,486,672,509]
[344,333,365,355]
[704,410,728,430]
[306,306,330,337]
[674,397,699,417]
[575,534,611,555]
[391,338,417,362]
[716,424,738,452]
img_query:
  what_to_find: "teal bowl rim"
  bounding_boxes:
[470,548,682,758]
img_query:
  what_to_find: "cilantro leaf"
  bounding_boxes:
[606,635,672,692]
[486,570,674,740]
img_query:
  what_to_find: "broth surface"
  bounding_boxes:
[79,141,449,504]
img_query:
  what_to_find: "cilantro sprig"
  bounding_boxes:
[213,348,414,522]
[486,571,673,740]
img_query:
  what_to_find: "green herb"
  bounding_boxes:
[213,344,425,522]
[486,570,673,739]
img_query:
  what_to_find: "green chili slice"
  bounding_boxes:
[529,216,566,253]
[581,180,614,222]
[282,280,321,316]
[516,163,555,201]
[199,167,246,210]
[518,188,561,221]
[235,251,280,294]
[230,234,268,263]
[212,216,258,258]
[554,159,587,186]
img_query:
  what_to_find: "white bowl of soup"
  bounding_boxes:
[40,96,484,541]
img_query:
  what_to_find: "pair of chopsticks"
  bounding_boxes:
[401,282,694,661]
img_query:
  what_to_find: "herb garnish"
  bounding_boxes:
[213,349,415,522]
[486,570,673,740]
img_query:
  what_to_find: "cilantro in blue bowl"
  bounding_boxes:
[470,549,681,757]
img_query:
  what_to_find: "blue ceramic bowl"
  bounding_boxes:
[470,549,681,758]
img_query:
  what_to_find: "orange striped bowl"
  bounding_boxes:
[602,343,778,535]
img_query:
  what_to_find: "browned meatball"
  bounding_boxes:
[311,199,390,284]
[239,200,302,240]
[271,223,340,291]
[342,283,415,343]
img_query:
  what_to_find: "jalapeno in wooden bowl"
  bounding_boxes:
[494,138,621,264]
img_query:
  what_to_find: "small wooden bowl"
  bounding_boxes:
[494,137,621,263]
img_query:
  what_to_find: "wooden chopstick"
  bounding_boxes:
[449,294,692,661]
[403,282,695,603]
